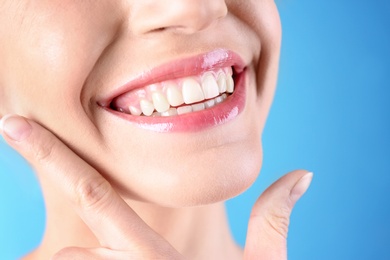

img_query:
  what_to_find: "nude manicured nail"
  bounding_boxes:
[290,172,313,203]
[0,115,32,141]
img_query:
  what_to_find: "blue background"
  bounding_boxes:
[1,1,389,259]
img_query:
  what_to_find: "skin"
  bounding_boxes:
[0,0,312,259]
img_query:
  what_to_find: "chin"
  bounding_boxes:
[108,139,263,208]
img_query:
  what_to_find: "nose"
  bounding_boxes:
[129,0,228,35]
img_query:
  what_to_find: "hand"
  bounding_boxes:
[0,114,312,259]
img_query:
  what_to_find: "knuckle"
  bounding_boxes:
[154,245,181,259]
[136,241,183,260]
[52,247,89,260]
[74,176,113,211]
[52,248,73,259]
[263,205,291,239]
[33,133,57,163]
[142,248,182,260]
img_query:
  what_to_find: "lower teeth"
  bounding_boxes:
[123,93,229,117]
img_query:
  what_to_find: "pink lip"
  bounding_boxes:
[98,49,247,132]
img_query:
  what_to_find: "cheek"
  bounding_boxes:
[1,27,81,121]
[0,2,118,120]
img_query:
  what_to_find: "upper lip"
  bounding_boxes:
[97,49,247,107]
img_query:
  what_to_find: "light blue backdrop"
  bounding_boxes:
[1,1,389,259]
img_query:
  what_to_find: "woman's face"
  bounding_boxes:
[0,1,281,207]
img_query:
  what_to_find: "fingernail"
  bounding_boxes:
[0,115,32,141]
[290,172,313,203]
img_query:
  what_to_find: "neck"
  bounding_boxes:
[24,171,242,259]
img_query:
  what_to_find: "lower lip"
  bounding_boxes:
[101,70,246,133]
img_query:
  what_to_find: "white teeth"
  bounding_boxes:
[166,84,184,107]
[217,73,227,93]
[215,94,225,104]
[129,105,142,116]
[201,73,219,99]
[177,105,193,115]
[226,74,234,93]
[204,99,215,108]
[182,78,205,104]
[192,103,205,112]
[136,92,228,117]
[152,92,170,113]
[161,108,178,117]
[115,67,236,117]
[217,74,227,94]
[140,99,155,116]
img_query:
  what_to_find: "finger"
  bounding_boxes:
[52,247,111,260]
[0,115,176,253]
[244,170,313,260]
[53,246,179,260]
[52,247,132,260]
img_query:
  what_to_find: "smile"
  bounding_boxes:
[111,67,234,117]
[98,49,247,132]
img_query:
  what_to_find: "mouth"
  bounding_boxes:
[98,49,247,132]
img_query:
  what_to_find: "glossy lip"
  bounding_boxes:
[98,49,247,132]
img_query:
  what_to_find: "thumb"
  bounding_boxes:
[244,170,313,260]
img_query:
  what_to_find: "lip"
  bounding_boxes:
[98,49,247,132]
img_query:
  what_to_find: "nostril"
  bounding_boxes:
[129,0,228,36]
[151,27,167,33]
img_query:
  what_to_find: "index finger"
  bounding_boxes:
[0,115,174,252]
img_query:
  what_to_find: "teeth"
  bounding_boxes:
[201,72,219,99]
[114,67,236,117]
[166,84,184,107]
[215,94,227,104]
[204,99,215,108]
[129,105,142,116]
[177,105,193,115]
[215,96,223,104]
[138,93,229,117]
[140,99,155,116]
[217,73,227,93]
[161,108,178,117]
[152,92,170,113]
[226,74,234,93]
[192,103,205,112]
[182,78,205,104]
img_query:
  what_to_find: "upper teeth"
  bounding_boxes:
[114,67,235,117]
